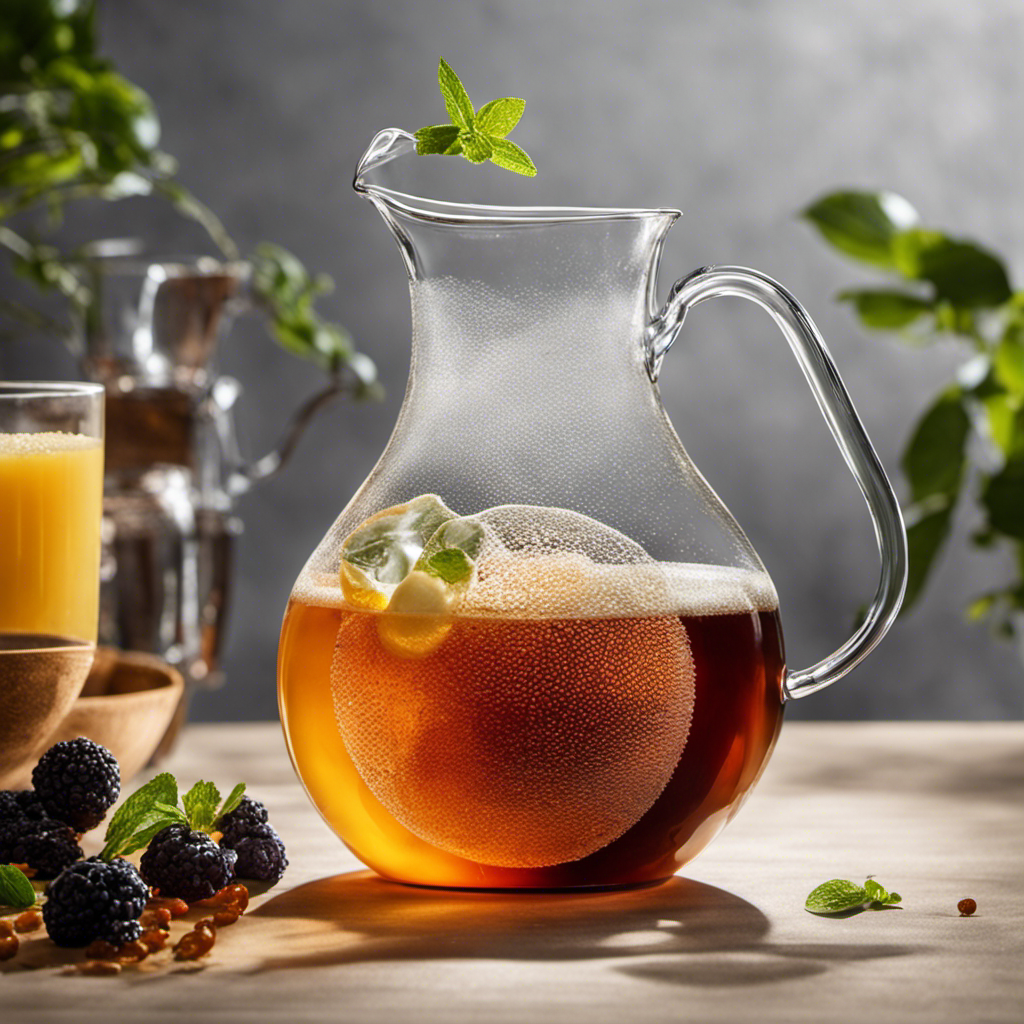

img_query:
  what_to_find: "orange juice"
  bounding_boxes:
[0,432,104,643]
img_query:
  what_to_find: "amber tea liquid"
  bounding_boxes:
[278,562,784,889]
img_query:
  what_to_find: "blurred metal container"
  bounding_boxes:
[79,253,340,753]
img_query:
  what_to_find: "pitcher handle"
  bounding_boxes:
[648,265,908,699]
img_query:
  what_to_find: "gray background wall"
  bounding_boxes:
[5,0,1023,720]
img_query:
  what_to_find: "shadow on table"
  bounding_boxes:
[248,871,918,986]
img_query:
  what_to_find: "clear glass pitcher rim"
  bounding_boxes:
[354,128,682,226]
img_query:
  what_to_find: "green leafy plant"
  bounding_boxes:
[805,877,902,915]
[100,772,245,861]
[803,191,1024,651]
[0,0,376,393]
[414,58,537,177]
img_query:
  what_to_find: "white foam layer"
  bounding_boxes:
[292,559,778,618]
[0,432,101,456]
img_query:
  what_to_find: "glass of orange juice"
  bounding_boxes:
[0,382,104,784]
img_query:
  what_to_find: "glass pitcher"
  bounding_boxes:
[277,129,907,890]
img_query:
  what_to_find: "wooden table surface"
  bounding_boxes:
[4,722,1023,1024]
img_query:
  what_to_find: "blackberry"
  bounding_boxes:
[216,796,268,844]
[0,789,46,822]
[43,857,148,948]
[139,828,237,903]
[0,816,82,879]
[32,737,120,833]
[145,822,192,850]
[224,823,288,882]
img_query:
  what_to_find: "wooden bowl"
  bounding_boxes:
[1,647,184,790]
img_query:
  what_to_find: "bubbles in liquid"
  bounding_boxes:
[330,505,697,868]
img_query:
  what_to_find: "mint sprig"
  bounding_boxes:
[414,58,537,177]
[805,877,903,915]
[0,864,37,910]
[100,773,246,861]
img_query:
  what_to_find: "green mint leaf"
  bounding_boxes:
[475,97,525,138]
[863,879,887,902]
[488,138,537,177]
[888,892,902,904]
[414,124,461,156]
[438,58,474,129]
[414,515,484,587]
[217,783,246,823]
[183,780,222,832]
[459,131,493,164]
[805,878,870,914]
[837,288,933,330]
[0,864,37,910]
[100,772,179,861]
[423,548,475,585]
[113,802,190,858]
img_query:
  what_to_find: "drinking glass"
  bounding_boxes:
[0,382,105,784]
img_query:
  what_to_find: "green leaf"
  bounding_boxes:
[489,138,538,177]
[982,455,1024,540]
[994,334,1024,396]
[475,97,525,138]
[342,494,457,585]
[0,864,37,910]
[422,548,475,586]
[100,771,178,861]
[894,229,1012,308]
[459,131,493,164]
[114,802,189,858]
[415,515,485,587]
[805,879,869,914]
[902,389,971,503]
[902,501,955,613]
[838,289,933,329]
[438,58,475,130]
[414,124,461,156]
[967,593,999,622]
[801,191,919,268]
[182,780,221,832]
[217,783,246,822]
[863,878,884,901]
[981,393,1024,458]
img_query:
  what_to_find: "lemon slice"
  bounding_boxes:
[377,570,453,658]
[340,560,391,611]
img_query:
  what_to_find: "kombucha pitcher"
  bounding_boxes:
[277,130,907,890]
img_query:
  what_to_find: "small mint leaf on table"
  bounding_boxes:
[183,780,222,832]
[438,57,475,130]
[805,878,869,914]
[0,864,37,910]
[806,877,903,914]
